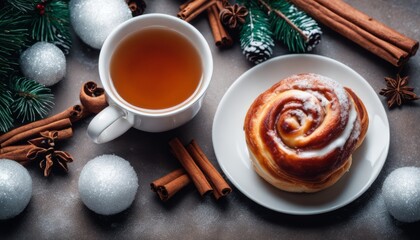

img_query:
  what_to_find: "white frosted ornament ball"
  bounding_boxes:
[69,0,132,49]
[382,167,420,223]
[0,159,32,220]
[20,42,66,86]
[78,154,138,215]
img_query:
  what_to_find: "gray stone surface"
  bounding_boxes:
[1,0,420,239]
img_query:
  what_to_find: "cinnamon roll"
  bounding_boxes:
[244,73,368,193]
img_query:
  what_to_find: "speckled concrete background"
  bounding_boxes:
[1,0,419,239]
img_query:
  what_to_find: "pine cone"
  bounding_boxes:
[242,41,273,65]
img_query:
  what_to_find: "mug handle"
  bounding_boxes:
[87,105,135,143]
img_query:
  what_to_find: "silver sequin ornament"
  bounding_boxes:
[78,154,139,215]
[69,0,132,49]
[382,167,420,223]
[0,159,33,220]
[20,42,66,86]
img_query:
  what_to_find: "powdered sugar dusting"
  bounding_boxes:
[265,73,359,158]
[307,90,329,107]
[292,74,350,125]
[303,96,320,112]
[268,102,358,159]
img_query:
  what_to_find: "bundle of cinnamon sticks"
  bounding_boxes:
[0,81,107,176]
[151,138,232,201]
[178,0,233,47]
[289,0,419,67]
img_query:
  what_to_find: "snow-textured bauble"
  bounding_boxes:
[69,0,132,49]
[0,159,32,220]
[382,167,420,223]
[78,154,138,215]
[20,42,66,86]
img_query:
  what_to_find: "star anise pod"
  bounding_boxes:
[379,74,419,108]
[219,4,249,30]
[27,131,73,177]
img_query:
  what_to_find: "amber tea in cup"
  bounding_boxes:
[89,14,213,143]
[110,27,203,110]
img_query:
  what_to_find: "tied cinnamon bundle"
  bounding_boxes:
[289,0,419,67]
[151,138,232,201]
[0,81,108,176]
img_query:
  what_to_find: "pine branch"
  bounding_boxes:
[0,82,14,132]
[239,0,275,64]
[5,0,34,12]
[261,0,322,53]
[30,0,72,54]
[0,6,30,80]
[9,77,54,123]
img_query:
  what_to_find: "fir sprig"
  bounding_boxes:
[31,0,72,54]
[0,0,72,132]
[0,82,14,132]
[261,0,321,53]
[239,0,275,64]
[0,6,29,79]
[6,0,34,12]
[10,77,54,123]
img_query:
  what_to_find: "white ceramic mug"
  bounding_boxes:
[87,14,213,143]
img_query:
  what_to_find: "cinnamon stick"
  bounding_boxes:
[28,128,73,146]
[215,0,224,11]
[0,145,25,154]
[0,105,84,145]
[207,5,222,45]
[151,168,187,192]
[314,0,418,56]
[181,0,216,22]
[207,4,233,47]
[0,145,34,162]
[157,174,191,201]
[289,0,418,67]
[80,81,108,114]
[0,128,72,157]
[151,169,192,201]
[0,118,72,148]
[178,0,209,19]
[169,137,213,197]
[187,140,231,200]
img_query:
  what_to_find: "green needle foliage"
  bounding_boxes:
[239,0,275,64]
[30,0,72,54]
[264,0,321,53]
[0,82,14,132]
[0,0,71,132]
[0,6,29,80]
[6,0,34,12]
[10,77,54,123]
[237,0,322,64]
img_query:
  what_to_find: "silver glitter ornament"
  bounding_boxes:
[69,0,132,49]
[20,42,66,86]
[0,159,33,220]
[78,154,138,215]
[382,167,420,223]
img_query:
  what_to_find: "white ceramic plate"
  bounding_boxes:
[212,54,390,215]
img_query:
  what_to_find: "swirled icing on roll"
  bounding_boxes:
[244,73,369,193]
